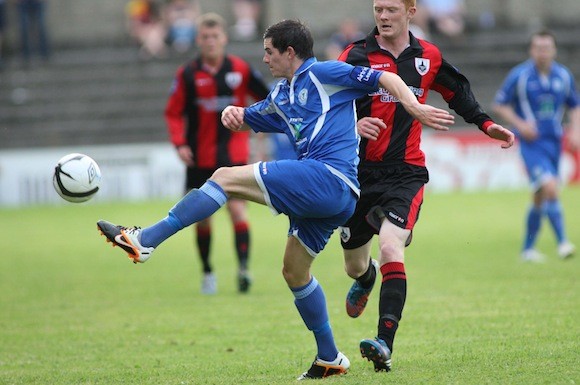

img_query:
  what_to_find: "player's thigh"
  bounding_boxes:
[377,219,409,263]
[210,164,265,204]
[259,159,354,217]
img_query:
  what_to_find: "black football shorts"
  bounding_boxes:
[340,164,429,249]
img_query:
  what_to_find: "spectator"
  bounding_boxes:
[17,0,51,64]
[324,18,365,60]
[125,0,167,59]
[421,0,465,39]
[231,0,262,41]
[163,0,200,54]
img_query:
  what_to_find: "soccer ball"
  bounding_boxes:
[53,153,101,203]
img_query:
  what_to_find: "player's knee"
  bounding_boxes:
[209,167,241,195]
[344,257,368,279]
[379,241,404,262]
[282,264,310,287]
[209,167,229,186]
[543,181,559,200]
[282,265,298,286]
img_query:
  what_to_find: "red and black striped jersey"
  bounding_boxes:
[165,54,269,169]
[339,28,494,168]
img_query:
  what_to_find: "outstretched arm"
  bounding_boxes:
[378,71,455,131]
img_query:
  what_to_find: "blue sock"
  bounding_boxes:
[544,199,566,244]
[523,205,542,251]
[141,180,227,248]
[291,277,338,362]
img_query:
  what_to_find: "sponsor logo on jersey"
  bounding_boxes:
[195,78,214,87]
[225,72,243,89]
[415,58,430,76]
[351,66,376,85]
[368,86,424,103]
[298,88,308,105]
[289,118,303,139]
[371,63,391,69]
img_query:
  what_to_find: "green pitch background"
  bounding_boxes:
[1,187,579,384]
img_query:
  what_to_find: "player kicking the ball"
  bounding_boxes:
[97,19,454,380]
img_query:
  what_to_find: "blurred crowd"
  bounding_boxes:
[0,0,51,69]
[125,0,264,60]
[323,0,470,60]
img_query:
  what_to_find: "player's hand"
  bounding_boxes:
[221,106,246,131]
[177,145,194,167]
[486,124,515,149]
[410,103,454,131]
[357,117,387,141]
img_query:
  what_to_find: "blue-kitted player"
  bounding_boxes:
[493,28,580,262]
[96,19,454,380]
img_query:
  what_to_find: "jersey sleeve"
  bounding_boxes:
[244,95,286,134]
[431,58,494,130]
[313,61,381,91]
[164,66,188,147]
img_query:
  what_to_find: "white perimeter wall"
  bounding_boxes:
[1,133,578,207]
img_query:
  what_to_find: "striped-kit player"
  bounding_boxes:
[337,0,514,373]
[164,13,269,294]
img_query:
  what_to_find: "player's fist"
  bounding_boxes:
[222,106,246,131]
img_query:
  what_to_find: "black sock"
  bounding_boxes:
[356,257,376,289]
[196,225,212,273]
[234,221,249,271]
[377,262,407,352]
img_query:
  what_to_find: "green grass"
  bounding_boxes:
[1,187,579,384]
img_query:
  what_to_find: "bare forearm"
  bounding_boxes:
[378,71,420,112]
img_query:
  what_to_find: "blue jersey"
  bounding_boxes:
[244,58,383,196]
[494,59,579,143]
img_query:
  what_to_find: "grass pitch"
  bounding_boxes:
[1,187,579,384]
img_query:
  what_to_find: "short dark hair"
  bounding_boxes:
[530,28,557,45]
[263,20,314,60]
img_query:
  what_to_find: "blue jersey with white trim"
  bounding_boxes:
[244,57,382,196]
[494,59,579,142]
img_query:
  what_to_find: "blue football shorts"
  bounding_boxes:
[253,159,357,256]
[520,140,560,190]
